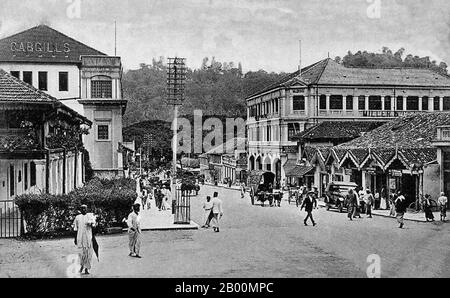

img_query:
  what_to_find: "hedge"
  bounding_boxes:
[15,178,137,239]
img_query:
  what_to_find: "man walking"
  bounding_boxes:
[395,192,407,229]
[438,192,448,222]
[301,191,317,226]
[346,189,357,221]
[366,190,374,218]
[73,204,97,275]
[127,203,142,258]
[211,192,223,232]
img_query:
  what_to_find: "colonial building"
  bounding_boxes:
[0,25,127,178]
[0,69,90,202]
[246,58,450,184]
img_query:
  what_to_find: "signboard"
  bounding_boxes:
[282,146,298,153]
[390,170,402,177]
[10,42,70,53]
[389,178,397,190]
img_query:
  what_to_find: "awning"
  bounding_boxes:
[284,159,315,177]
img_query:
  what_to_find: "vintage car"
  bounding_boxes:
[247,171,276,206]
[324,181,358,213]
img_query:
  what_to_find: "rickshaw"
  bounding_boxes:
[247,171,276,206]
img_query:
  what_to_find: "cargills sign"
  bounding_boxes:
[10,42,70,53]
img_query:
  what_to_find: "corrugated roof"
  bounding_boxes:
[0,25,106,64]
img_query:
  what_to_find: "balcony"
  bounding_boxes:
[315,110,428,118]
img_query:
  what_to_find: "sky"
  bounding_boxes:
[0,0,449,73]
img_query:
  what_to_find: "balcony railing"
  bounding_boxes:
[316,110,427,118]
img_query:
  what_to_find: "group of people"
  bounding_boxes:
[137,176,173,212]
[201,192,224,232]
[345,189,376,221]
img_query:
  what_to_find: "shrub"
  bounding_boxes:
[15,178,137,239]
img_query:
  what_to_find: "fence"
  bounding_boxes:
[0,200,22,238]
[174,188,191,224]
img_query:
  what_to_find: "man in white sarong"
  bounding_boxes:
[211,192,224,232]
[73,204,96,275]
[127,203,142,258]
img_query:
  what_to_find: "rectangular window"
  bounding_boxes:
[422,97,429,111]
[406,96,419,111]
[319,95,327,110]
[444,97,450,111]
[385,96,392,110]
[59,72,69,91]
[369,96,382,110]
[10,71,20,79]
[288,123,300,139]
[24,163,28,190]
[293,96,305,110]
[346,96,353,110]
[266,125,271,141]
[91,80,112,98]
[396,96,404,111]
[30,162,36,187]
[97,124,110,140]
[358,96,366,110]
[434,97,440,111]
[330,95,343,110]
[23,71,32,85]
[9,165,14,197]
[38,72,47,91]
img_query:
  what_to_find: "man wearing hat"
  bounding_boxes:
[300,191,317,226]
[73,204,97,275]
[127,203,142,258]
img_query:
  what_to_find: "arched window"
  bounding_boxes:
[91,75,112,98]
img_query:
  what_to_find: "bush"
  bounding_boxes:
[15,178,137,239]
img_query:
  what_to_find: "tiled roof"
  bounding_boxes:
[0,68,90,124]
[336,113,450,167]
[292,121,385,142]
[338,113,450,150]
[0,68,58,103]
[283,159,315,177]
[0,25,106,64]
[247,58,450,98]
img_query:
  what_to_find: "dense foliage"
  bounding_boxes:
[122,57,285,126]
[15,178,136,239]
[335,47,448,75]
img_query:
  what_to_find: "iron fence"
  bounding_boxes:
[0,200,22,238]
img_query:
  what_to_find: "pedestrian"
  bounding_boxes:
[141,189,148,210]
[201,196,213,228]
[211,192,223,232]
[423,194,435,222]
[346,189,357,221]
[127,203,142,258]
[389,192,397,217]
[438,192,448,222]
[301,191,317,226]
[240,182,246,199]
[374,191,380,210]
[366,190,374,218]
[353,188,362,219]
[395,192,407,229]
[73,204,97,275]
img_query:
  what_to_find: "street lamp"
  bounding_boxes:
[135,147,143,176]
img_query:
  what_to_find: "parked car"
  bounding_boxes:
[324,181,358,213]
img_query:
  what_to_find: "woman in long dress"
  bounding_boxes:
[202,196,213,228]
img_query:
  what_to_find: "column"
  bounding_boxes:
[429,97,434,112]
[419,97,423,111]
[305,95,309,116]
[391,96,395,111]
[352,95,358,114]
[326,94,330,112]
[365,95,369,111]
[34,160,47,194]
[381,96,385,111]
[403,96,407,111]
[439,96,444,111]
